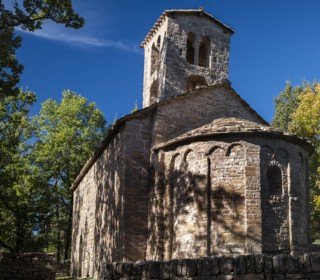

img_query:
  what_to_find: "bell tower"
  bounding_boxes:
[141,9,234,108]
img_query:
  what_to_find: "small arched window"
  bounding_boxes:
[266,166,282,195]
[186,32,196,64]
[157,35,161,48]
[151,43,160,75]
[149,80,159,104]
[187,75,207,91]
[198,36,210,67]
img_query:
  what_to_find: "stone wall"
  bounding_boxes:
[142,11,232,108]
[147,137,310,260]
[162,14,231,99]
[104,253,320,280]
[152,85,265,146]
[0,253,56,280]
[71,113,153,279]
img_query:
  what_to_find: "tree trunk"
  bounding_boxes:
[64,200,73,260]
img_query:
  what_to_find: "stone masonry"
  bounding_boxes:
[0,253,56,280]
[105,252,320,280]
[71,9,313,279]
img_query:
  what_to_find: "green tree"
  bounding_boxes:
[33,90,107,261]
[272,82,304,131]
[272,82,320,241]
[0,90,44,252]
[0,0,84,97]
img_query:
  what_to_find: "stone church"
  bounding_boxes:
[70,9,312,279]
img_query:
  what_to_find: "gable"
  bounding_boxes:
[151,83,268,146]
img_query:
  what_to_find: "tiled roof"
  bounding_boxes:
[141,9,234,48]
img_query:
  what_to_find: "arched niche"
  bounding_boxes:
[277,148,289,164]
[187,75,208,91]
[261,145,275,160]
[226,143,245,157]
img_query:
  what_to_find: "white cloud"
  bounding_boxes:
[17,26,142,54]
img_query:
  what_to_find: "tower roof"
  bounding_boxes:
[140,9,235,48]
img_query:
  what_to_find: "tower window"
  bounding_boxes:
[266,166,282,195]
[187,75,207,91]
[149,80,159,104]
[151,43,160,75]
[186,32,196,64]
[157,35,161,48]
[198,36,210,67]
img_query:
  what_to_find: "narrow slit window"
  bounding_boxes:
[151,43,160,75]
[198,36,210,67]
[186,32,196,64]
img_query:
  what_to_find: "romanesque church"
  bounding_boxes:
[70,9,311,279]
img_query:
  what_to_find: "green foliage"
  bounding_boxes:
[0,90,42,252]
[272,81,320,240]
[33,90,107,260]
[272,82,303,131]
[0,89,107,260]
[0,0,84,97]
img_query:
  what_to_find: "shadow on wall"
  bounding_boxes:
[93,137,124,278]
[260,145,290,254]
[147,144,261,259]
[71,189,83,278]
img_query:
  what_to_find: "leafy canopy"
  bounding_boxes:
[33,90,107,260]
[0,0,84,96]
[0,90,42,252]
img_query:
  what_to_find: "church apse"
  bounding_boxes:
[71,9,312,279]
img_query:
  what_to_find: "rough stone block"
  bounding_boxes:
[310,252,320,272]
[132,262,143,276]
[254,254,264,273]
[299,253,311,274]
[272,255,285,274]
[220,257,234,275]
[217,275,234,280]
[272,274,285,280]
[284,255,298,274]
[264,256,273,274]
[307,272,320,279]
[285,274,305,279]
[182,259,197,276]
[245,255,255,274]
[234,256,246,274]
[199,258,213,276]
[124,262,133,276]
[162,261,171,279]
[149,261,162,279]
[177,259,183,276]
[169,260,177,277]
[200,277,217,280]
[212,257,220,275]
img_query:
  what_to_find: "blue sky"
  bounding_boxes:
[16,0,320,123]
